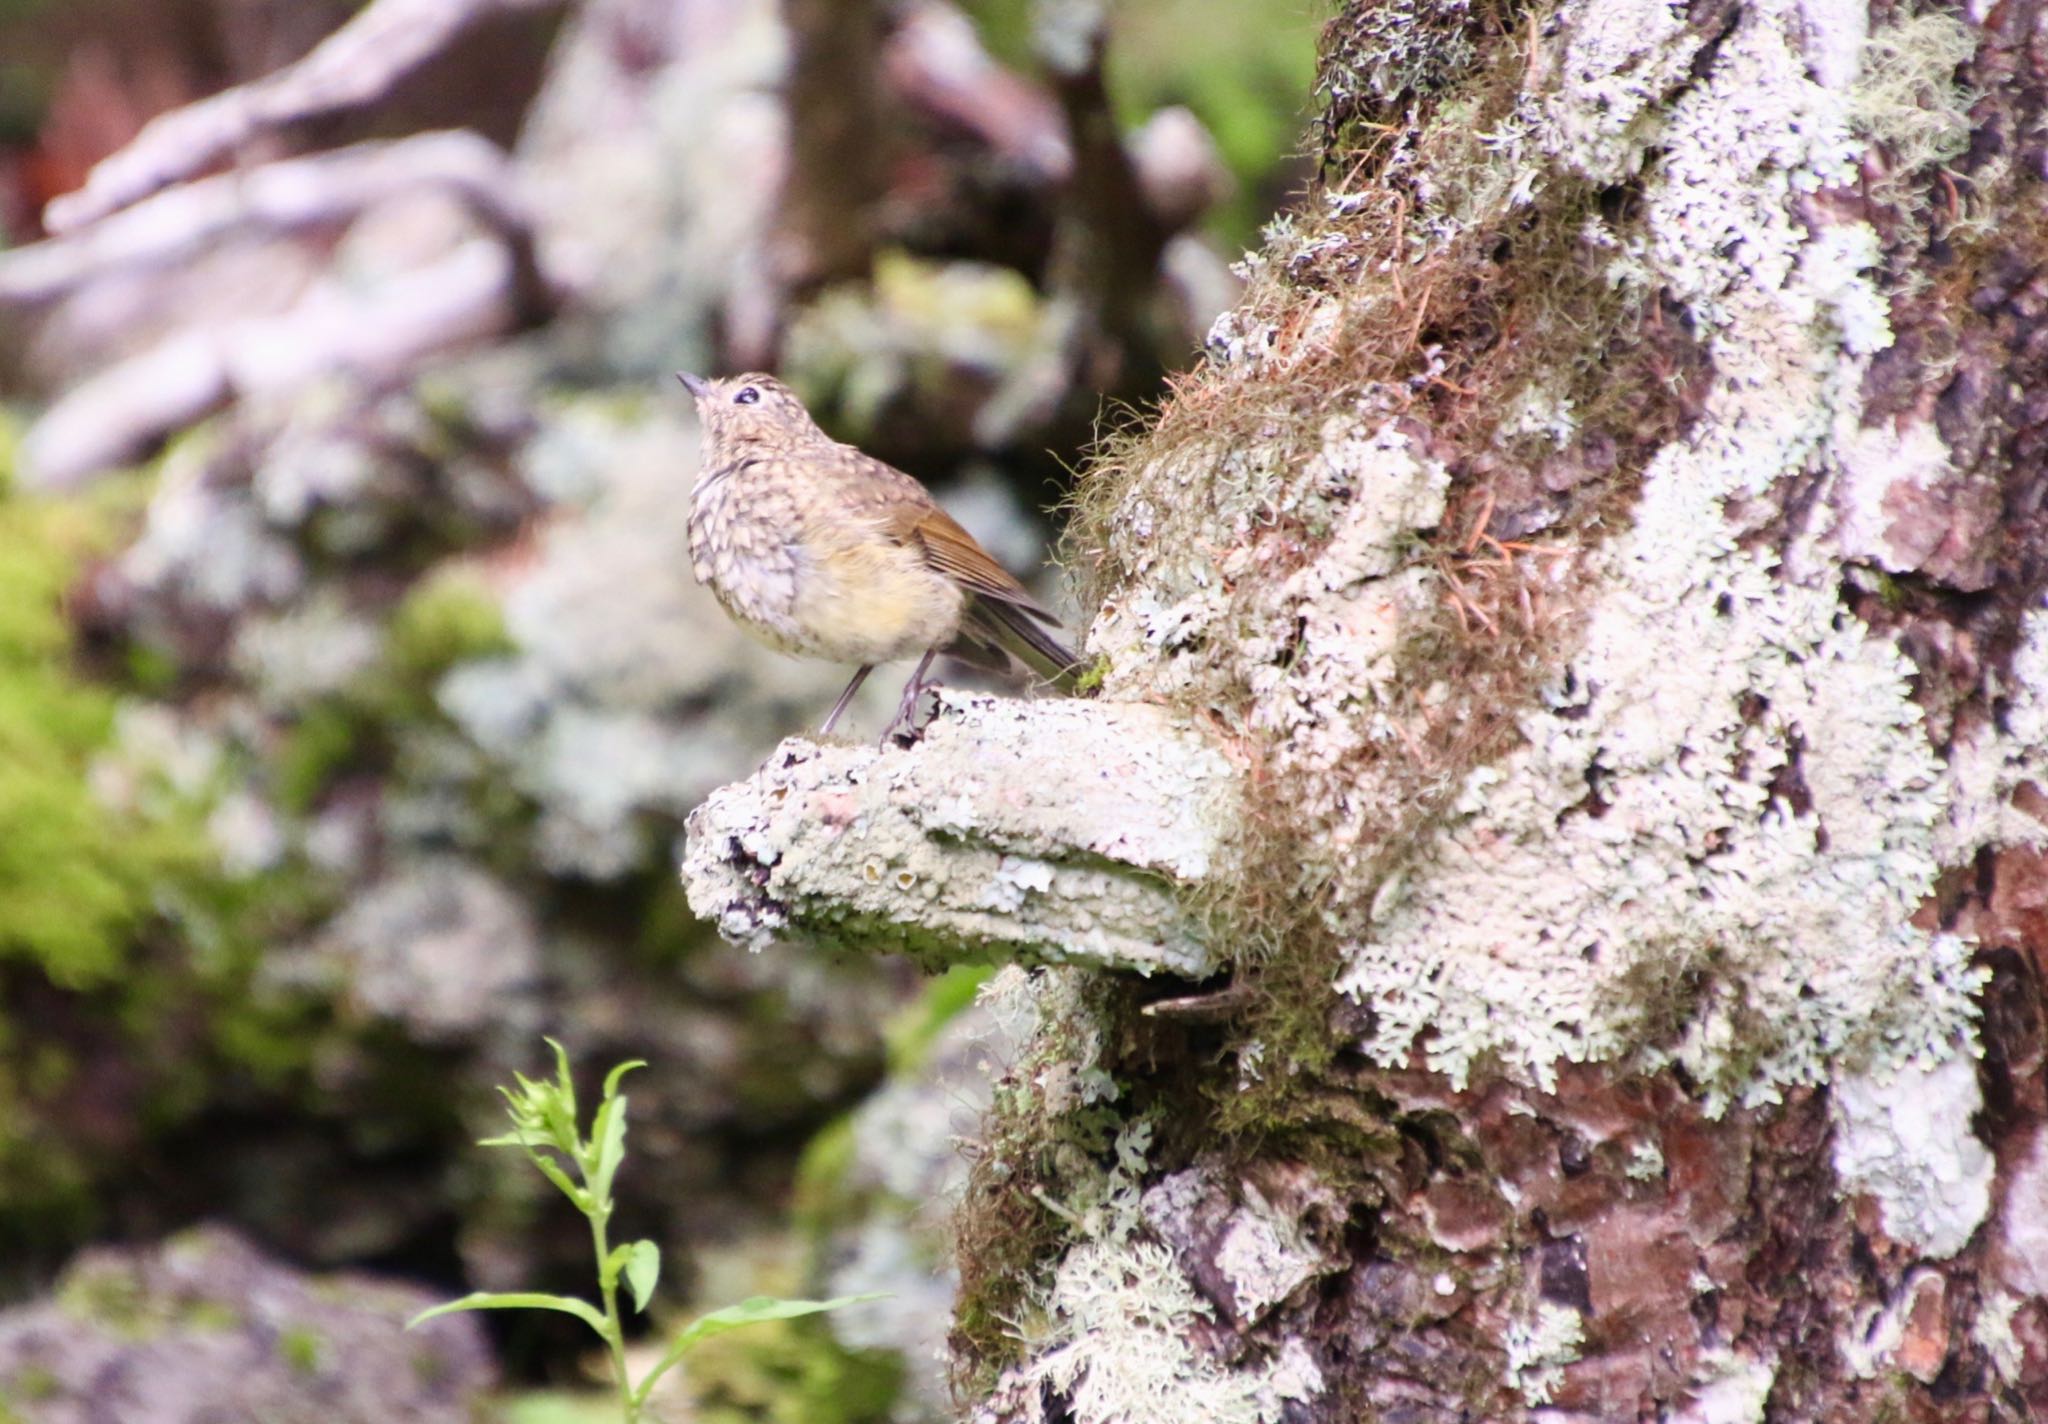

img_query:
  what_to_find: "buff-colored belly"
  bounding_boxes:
[693,493,962,666]
[787,536,964,665]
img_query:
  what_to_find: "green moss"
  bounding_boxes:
[280,1325,324,1375]
[0,485,169,988]
[56,1256,151,1336]
[0,439,331,1273]
[262,562,512,815]
[791,1115,861,1238]
[679,1311,904,1424]
[5,1365,58,1400]
[386,566,513,686]
[274,701,364,815]
[883,962,992,1074]
[1070,653,1111,695]
[183,1299,240,1332]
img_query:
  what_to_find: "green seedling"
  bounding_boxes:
[408,1040,880,1423]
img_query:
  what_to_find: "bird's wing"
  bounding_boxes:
[852,453,1059,619]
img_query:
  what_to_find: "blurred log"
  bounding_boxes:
[2,130,550,319]
[11,132,558,488]
[43,0,567,234]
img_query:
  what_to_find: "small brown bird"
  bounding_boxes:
[678,372,1079,738]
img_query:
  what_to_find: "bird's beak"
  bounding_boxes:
[676,371,710,398]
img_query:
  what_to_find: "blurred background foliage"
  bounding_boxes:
[960,0,1317,243]
[0,0,1320,1418]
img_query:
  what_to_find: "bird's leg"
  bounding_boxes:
[882,648,939,745]
[820,665,873,737]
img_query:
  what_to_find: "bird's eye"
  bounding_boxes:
[734,386,760,405]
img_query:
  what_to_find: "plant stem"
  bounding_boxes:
[589,1203,637,1424]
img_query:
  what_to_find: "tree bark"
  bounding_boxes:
[680,0,2048,1417]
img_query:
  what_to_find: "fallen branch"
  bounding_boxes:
[3,130,551,321]
[42,0,566,234]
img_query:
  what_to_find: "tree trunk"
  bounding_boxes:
[684,0,2048,1417]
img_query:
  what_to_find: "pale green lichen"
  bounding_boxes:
[1503,1300,1584,1406]
[1971,1290,2025,1384]
[1531,0,1699,182]
[1830,1053,1993,1259]
[1211,1184,1328,1322]
[1332,0,1985,1108]
[998,1123,1324,1424]
[1933,606,2048,863]
[1625,1139,1665,1181]
[681,695,1238,974]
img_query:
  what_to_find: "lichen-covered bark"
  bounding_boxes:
[681,0,2048,1418]
[682,692,1238,976]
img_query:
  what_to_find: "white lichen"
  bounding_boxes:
[1933,606,2048,862]
[1993,1128,2048,1299]
[682,694,1238,974]
[1333,0,1984,1105]
[1830,1051,1994,1259]
[1213,1185,1329,1322]
[1826,414,1955,572]
[1672,1351,1779,1424]
[1502,1300,1584,1406]
[999,1124,1325,1424]
[1971,1290,2025,1384]
[1533,0,1700,182]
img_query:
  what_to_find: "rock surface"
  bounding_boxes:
[0,1226,493,1423]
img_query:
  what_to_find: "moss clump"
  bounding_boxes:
[1051,0,1721,1142]
[1069,653,1111,695]
[947,970,1142,1393]
[0,486,167,987]
[274,701,362,816]
[279,1325,324,1375]
[0,437,330,1277]
[385,565,514,687]
[262,561,514,817]
[678,1310,904,1424]
[883,962,992,1074]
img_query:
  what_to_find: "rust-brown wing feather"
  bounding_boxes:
[846,451,1078,685]
[904,506,1052,613]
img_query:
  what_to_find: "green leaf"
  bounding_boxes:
[529,1152,588,1211]
[542,1038,581,1150]
[406,1291,608,1336]
[601,1059,646,1101]
[668,1294,885,1352]
[588,1093,629,1203]
[477,1128,542,1149]
[633,1293,888,1404]
[622,1240,660,1314]
[545,1037,576,1102]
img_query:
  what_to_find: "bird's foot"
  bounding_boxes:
[880,649,941,747]
[879,685,937,747]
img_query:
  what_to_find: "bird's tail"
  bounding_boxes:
[957,593,1084,692]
